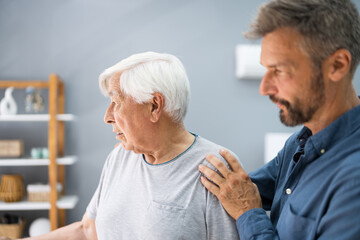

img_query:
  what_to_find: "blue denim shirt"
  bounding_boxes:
[236,104,360,239]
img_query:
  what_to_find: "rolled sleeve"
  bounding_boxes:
[236,208,277,240]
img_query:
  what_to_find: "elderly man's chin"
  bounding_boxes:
[116,133,126,143]
[118,141,129,150]
[115,135,128,149]
[117,140,138,153]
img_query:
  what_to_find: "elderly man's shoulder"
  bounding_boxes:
[195,135,242,169]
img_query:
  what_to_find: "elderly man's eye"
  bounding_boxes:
[109,102,118,109]
[274,69,282,75]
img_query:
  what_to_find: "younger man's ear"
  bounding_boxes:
[326,48,351,82]
[149,93,164,122]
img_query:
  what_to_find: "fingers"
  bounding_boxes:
[219,149,243,173]
[205,154,231,178]
[202,150,249,183]
[200,176,220,196]
[198,163,225,186]
[198,150,261,219]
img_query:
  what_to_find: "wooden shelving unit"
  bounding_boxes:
[0,74,77,230]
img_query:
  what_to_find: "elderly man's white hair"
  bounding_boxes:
[99,52,190,123]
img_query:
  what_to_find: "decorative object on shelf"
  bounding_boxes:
[0,174,25,202]
[0,214,26,239]
[30,148,42,159]
[29,218,50,237]
[33,89,45,112]
[25,87,35,113]
[41,148,49,158]
[27,182,62,202]
[30,147,49,159]
[25,87,44,113]
[0,87,17,115]
[0,140,23,158]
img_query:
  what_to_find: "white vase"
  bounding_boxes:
[0,87,18,115]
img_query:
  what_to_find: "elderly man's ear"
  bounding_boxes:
[149,93,164,122]
[325,48,352,82]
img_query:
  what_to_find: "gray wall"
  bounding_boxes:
[1,0,360,228]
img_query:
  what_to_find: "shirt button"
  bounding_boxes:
[320,149,325,154]
[286,188,292,195]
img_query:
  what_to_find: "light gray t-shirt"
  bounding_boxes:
[87,135,240,240]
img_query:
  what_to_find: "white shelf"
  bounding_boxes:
[0,195,79,211]
[0,156,77,166]
[0,114,76,122]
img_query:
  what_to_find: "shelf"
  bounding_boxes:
[0,195,79,211]
[0,156,77,166]
[0,114,75,122]
[1,76,75,229]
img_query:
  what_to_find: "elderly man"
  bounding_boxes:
[199,0,360,239]
[5,52,239,240]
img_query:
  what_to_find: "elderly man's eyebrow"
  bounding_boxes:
[108,90,122,97]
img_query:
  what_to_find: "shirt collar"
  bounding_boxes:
[295,127,312,148]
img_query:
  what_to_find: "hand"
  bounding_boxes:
[198,149,262,220]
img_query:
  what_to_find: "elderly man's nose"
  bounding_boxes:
[104,105,115,124]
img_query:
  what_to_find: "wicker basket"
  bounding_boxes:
[0,219,25,239]
[0,175,25,202]
[28,191,59,202]
[0,140,23,158]
[27,183,62,202]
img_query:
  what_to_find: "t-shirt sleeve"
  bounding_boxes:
[206,190,240,239]
[86,154,111,220]
[204,151,240,239]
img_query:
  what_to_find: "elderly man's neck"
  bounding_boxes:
[143,122,195,165]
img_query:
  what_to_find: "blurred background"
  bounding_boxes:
[0,0,359,232]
